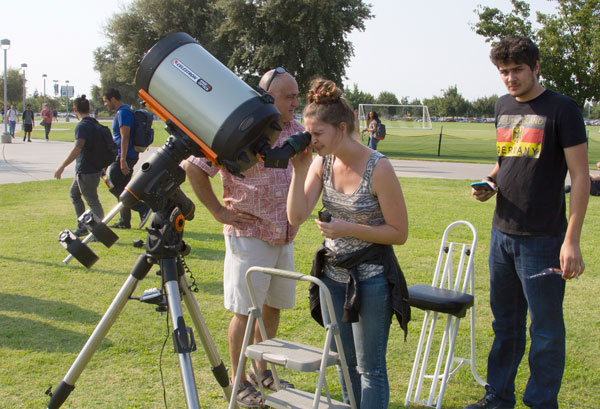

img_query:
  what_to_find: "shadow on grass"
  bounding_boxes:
[0,255,134,276]
[0,293,102,324]
[0,314,113,353]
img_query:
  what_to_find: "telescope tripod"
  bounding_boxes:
[47,204,233,409]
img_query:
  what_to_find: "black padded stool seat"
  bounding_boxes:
[408,284,474,318]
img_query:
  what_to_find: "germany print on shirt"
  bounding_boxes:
[496,114,545,159]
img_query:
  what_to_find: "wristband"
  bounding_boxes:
[485,175,496,184]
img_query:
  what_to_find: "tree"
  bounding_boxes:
[472,95,498,117]
[342,83,375,109]
[94,0,222,106]
[473,0,600,108]
[94,0,372,100]
[0,68,24,106]
[216,0,372,90]
[376,91,399,105]
[441,85,470,118]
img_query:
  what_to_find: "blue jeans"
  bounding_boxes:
[367,136,379,150]
[321,273,392,409]
[487,228,566,409]
[9,120,16,136]
[44,122,51,139]
[70,172,104,227]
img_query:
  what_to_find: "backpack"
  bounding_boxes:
[375,121,386,140]
[129,108,154,152]
[85,118,117,170]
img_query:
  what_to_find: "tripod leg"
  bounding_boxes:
[180,274,233,403]
[47,254,153,408]
[162,258,201,409]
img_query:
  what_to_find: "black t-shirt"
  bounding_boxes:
[75,117,101,174]
[493,89,587,236]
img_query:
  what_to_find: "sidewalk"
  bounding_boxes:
[0,138,157,184]
[1,137,495,184]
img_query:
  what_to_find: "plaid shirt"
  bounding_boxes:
[187,119,305,246]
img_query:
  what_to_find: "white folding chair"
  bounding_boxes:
[405,221,485,409]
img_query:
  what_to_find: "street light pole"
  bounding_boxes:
[65,80,70,122]
[1,38,10,144]
[20,63,27,111]
[42,73,47,104]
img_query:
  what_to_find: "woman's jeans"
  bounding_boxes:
[9,120,16,136]
[321,273,392,409]
[487,227,565,409]
[367,136,379,150]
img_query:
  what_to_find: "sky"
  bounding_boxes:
[2,0,560,103]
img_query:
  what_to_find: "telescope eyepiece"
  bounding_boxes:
[261,131,312,169]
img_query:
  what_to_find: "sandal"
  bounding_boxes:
[236,380,263,408]
[250,369,295,392]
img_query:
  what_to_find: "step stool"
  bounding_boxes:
[229,267,358,409]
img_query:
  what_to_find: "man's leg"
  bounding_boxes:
[69,177,86,219]
[229,312,250,383]
[485,228,527,408]
[69,177,88,235]
[107,160,132,226]
[252,304,280,375]
[78,172,105,219]
[516,235,565,409]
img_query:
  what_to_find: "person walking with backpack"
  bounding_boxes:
[7,105,18,138]
[363,111,381,151]
[54,95,107,236]
[102,88,151,229]
[22,104,34,142]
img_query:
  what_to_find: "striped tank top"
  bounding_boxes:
[321,150,386,283]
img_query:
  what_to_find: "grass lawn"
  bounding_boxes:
[19,120,600,168]
[1,175,598,408]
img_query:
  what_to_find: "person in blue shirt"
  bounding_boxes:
[102,88,151,229]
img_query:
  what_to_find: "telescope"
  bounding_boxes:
[48,32,311,409]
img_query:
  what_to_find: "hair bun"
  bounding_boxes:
[307,79,342,105]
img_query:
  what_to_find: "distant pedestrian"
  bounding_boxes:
[54,95,106,236]
[7,105,18,137]
[22,104,34,142]
[363,111,381,150]
[53,109,58,123]
[41,103,53,141]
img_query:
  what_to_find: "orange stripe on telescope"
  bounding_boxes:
[138,89,219,165]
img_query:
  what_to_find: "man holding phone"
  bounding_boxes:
[467,36,589,409]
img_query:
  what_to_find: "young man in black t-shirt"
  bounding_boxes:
[54,96,106,236]
[466,37,589,409]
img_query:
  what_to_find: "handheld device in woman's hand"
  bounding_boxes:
[318,209,332,223]
[471,181,495,191]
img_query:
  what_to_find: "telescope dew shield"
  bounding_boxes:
[135,32,281,174]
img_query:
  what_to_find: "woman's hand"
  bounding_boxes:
[315,217,350,239]
[290,146,313,171]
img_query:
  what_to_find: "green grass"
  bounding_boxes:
[1,176,598,408]
[17,120,600,169]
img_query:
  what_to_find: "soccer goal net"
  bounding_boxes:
[358,104,432,130]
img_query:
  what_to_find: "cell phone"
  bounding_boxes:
[471,181,494,191]
[318,209,332,222]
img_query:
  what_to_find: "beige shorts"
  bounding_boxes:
[224,235,296,315]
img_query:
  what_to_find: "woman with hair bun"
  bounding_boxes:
[287,78,410,408]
